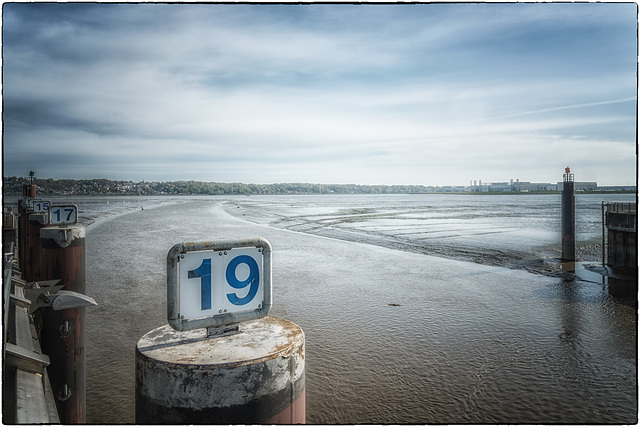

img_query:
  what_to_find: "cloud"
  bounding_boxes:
[2,3,637,185]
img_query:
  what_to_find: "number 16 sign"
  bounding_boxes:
[167,238,272,331]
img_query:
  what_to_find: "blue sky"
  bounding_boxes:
[2,3,637,186]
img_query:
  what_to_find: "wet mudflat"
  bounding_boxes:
[83,194,636,424]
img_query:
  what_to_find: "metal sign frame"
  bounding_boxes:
[23,198,37,209]
[48,205,79,225]
[32,200,51,213]
[167,238,272,331]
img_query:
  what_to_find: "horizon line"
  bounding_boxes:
[3,175,636,189]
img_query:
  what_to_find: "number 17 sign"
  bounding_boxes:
[167,238,272,331]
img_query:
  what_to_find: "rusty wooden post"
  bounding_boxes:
[38,225,87,423]
[17,199,29,274]
[17,191,32,273]
[25,213,48,282]
[18,173,37,272]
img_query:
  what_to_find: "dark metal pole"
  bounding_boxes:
[602,202,606,268]
[29,171,36,199]
[561,168,575,261]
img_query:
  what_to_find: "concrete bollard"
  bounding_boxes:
[135,316,305,424]
[38,225,87,423]
[561,168,575,262]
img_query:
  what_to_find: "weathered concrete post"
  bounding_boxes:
[135,317,305,424]
[561,167,575,262]
[38,225,87,423]
[135,238,305,424]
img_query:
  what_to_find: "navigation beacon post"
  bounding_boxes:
[561,167,576,263]
[135,238,305,424]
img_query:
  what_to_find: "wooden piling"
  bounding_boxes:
[38,225,87,423]
[25,213,47,282]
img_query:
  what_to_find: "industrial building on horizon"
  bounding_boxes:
[468,178,597,192]
[446,178,635,193]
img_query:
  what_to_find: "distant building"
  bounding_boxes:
[466,178,605,193]
[438,185,468,192]
[597,185,637,192]
[556,181,598,191]
[489,182,511,192]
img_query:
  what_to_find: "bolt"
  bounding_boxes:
[224,251,228,255]
[59,320,72,339]
[219,310,222,314]
[39,292,51,304]
[56,384,72,402]
[180,255,184,259]
[224,309,227,313]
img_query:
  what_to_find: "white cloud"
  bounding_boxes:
[2,3,636,185]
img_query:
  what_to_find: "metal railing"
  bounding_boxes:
[605,202,637,232]
[605,202,637,213]
[3,224,60,423]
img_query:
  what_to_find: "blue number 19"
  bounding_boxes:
[187,255,259,311]
[188,259,211,310]
[226,255,259,305]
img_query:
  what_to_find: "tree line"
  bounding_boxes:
[3,176,435,196]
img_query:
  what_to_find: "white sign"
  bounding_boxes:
[49,205,78,225]
[179,247,264,319]
[32,200,51,213]
[167,239,272,331]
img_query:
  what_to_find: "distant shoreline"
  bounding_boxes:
[3,189,635,197]
[2,176,636,197]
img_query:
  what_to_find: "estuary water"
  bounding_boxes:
[14,193,636,424]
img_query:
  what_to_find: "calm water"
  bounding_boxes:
[229,193,619,271]
[15,193,636,424]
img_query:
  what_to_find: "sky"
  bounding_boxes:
[2,2,638,186]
